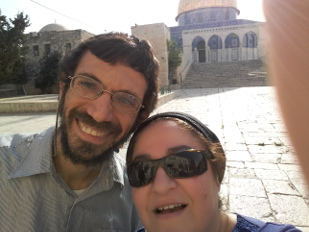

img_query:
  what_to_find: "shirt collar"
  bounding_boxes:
[109,153,125,186]
[8,127,125,187]
[8,127,55,179]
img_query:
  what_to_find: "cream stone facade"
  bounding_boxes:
[132,0,265,86]
[178,23,266,79]
[131,23,170,87]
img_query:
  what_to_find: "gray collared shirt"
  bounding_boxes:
[0,127,141,232]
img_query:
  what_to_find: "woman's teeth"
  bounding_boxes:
[156,204,185,213]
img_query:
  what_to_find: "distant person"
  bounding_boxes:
[263,0,309,186]
[0,32,159,231]
[126,112,301,232]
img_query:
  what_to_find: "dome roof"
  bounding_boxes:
[39,23,68,32]
[177,0,240,19]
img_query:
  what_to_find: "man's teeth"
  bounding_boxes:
[157,204,183,212]
[79,122,104,137]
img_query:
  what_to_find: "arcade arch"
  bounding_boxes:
[208,35,223,62]
[192,36,206,63]
[188,31,259,63]
[243,32,257,48]
[242,32,258,60]
[225,33,240,61]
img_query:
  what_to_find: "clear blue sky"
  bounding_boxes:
[1,0,265,35]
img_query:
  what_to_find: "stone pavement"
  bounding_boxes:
[0,87,308,230]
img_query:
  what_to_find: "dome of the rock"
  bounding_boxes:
[177,0,240,20]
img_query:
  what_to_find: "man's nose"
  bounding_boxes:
[86,92,114,122]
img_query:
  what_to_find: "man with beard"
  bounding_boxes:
[0,32,159,231]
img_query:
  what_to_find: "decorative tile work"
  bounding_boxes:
[170,19,260,47]
[178,7,238,26]
[232,48,239,60]
[211,50,218,62]
[225,33,239,48]
[192,36,206,50]
[208,35,223,50]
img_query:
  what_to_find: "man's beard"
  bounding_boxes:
[58,107,132,167]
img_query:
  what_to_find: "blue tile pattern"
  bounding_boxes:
[170,18,260,47]
[178,7,238,26]
[225,33,240,48]
[208,35,223,50]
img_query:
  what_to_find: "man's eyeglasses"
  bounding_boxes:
[68,75,144,114]
[127,149,215,187]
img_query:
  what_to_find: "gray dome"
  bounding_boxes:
[39,23,68,32]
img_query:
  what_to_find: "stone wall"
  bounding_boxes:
[131,23,170,87]
[25,30,94,95]
[181,60,269,88]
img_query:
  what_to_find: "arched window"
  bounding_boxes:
[192,36,206,63]
[197,40,205,50]
[192,36,205,50]
[207,35,223,50]
[242,32,257,48]
[225,33,240,48]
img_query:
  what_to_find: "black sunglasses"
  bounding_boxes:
[127,149,215,187]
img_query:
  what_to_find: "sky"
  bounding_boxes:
[1,0,265,35]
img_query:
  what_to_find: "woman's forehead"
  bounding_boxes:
[137,120,186,137]
[132,120,204,156]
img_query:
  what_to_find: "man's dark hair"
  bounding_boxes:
[59,32,160,127]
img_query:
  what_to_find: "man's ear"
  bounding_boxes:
[59,73,67,99]
[216,175,221,192]
[59,81,65,99]
[132,110,150,132]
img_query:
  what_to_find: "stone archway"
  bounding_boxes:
[197,40,206,62]
[243,32,258,60]
[208,34,223,62]
[225,33,240,61]
[192,36,206,63]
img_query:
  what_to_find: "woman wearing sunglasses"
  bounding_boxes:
[126,112,300,232]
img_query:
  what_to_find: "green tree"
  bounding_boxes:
[167,39,182,84]
[36,51,61,94]
[0,12,30,84]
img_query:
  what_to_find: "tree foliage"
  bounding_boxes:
[0,12,30,84]
[35,51,62,94]
[167,39,182,82]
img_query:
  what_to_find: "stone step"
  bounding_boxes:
[181,60,268,89]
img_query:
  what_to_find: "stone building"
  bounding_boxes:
[132,23,171,87]
[131,0,265,86]
[22,0,265,95]
[25,23,94,94]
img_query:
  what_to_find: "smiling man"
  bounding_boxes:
[0,32,159,231]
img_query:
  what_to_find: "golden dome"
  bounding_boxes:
[177,0,240,18]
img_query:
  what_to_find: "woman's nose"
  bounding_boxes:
[151,167,177,195]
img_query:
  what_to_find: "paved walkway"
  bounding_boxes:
[0,87,308,230]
